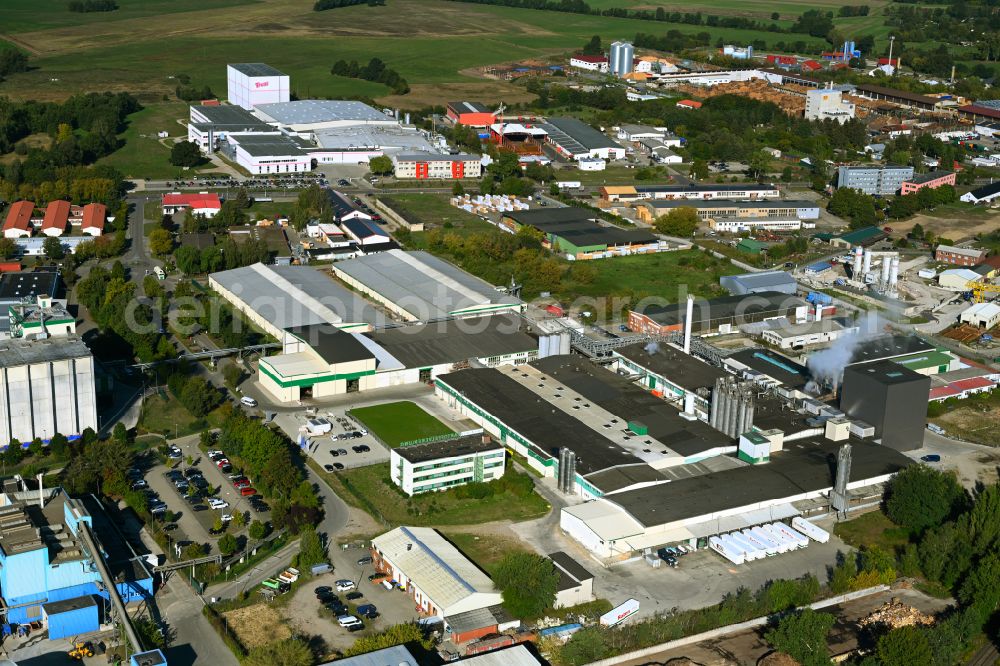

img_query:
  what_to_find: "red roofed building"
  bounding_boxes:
[162,192,222,218]
[3,201,34,239]
[41,200,70,237]
[767,55,797,66]
[81,203,107,237]
[446,102,498,129]
[569,54,609,73]
[958,104,1000,122]
[878,57,899,66]
[801,60,823,72]
[676,99,702,110]
[930,376,997,402]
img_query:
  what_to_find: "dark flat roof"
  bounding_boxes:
[636,291,806,327]
[845,359,928,386]
[854,84,938,106]
[549,551,594,589]
[615,342,728,391]
[968,181,1000,199]
[394,434,501,464]
[646,199,818,210]
[369,314,535,368]
[504,207,593,226]
[583,463,666,494]
[637,183,777,194]
[343,218,388,240]
[848,335,934,365]
[437,367,643,475]
[907,170,954,184]
[43,595,97,615]
[0,271,61,301]
[448,101,492,114]
[285,324,374,364]
[538,117,623,153]
[727,348,809,388]
[530,355,732,457]
[608,438,911,527]
[229,62,286,77]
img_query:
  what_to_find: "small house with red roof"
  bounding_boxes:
[41,200,71,237]
[81,203,107,237]
[3,201,34,239]
[162,192,222,218]
[676,99,702,110]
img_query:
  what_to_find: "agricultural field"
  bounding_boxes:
[349,401,454,447]
[0,0,835,104]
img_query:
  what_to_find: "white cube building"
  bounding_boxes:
[0,337,98,445]
[227,63,290,110]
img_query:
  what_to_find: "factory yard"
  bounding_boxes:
[930,395,1000,447]
[885,208,1000,243]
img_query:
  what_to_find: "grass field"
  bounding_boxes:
[833,510,912,553]
[440,530,533,576]
[0,0,834,103]
[137,392,229,438]
[349,401,454,447]
[97,102,192,179]
[319,462,551,526]
[558,248,738,303]
[379,193,493,236]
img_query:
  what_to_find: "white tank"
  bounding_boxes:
[881,256,892,284]
[862,249,872,277]
[889,256,900,287]
[852,247,863,276]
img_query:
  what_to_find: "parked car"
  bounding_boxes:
[345,591,363,601]
[368,573,388,582]
[357,604,378,619]
[920,454,942,463]
[357,556,373,566]
[332,463,344,471]
[240,396,258,408]
[335,579,356,592]
[208,498,229,510]
[233,479,250,489]
[168,446,182,459]
[130,480,147,490]
[337,615,363,629]
[324,464,335,472]
[240,487,258,497]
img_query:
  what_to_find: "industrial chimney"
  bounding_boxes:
[683,296,694,355]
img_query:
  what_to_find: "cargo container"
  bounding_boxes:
[792,517,830,543]
[768,522,809,549]
[709,536,745,565]
[752,526,792,553]
[740,529,778,556]
[806,291,833,306]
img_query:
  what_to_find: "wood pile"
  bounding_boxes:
[673,80,805,115]
[858,598,935,631]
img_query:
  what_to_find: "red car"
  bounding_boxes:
[233,479,250,489]
[216,459,230,468]
[239,487,258,497]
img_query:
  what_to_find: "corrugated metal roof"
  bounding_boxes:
[333,249,520,319]
[372,527,501,613]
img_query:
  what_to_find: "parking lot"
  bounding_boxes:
[277,544,421,653]
[273,409,390,472]
[132,438,273,556]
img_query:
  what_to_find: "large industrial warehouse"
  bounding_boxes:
[501,208,663,260]
[258,315,538,402]
[627,292,809,336]
[330,249,524,322]
[209,263,381,338]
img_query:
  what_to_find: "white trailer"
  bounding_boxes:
[792,517,830,543]
[740,529,779,556]
[769,522,809,549]
[727,532,765,561]
[751,527,791,554]
[710,536,745,565]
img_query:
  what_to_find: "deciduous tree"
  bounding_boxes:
[493,552,559,618]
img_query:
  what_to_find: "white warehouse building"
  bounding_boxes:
[0,337,98,446]
[227,63,290,110]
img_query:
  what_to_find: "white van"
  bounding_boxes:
[240,396,258,408]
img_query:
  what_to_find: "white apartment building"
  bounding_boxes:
[805,89,856,124]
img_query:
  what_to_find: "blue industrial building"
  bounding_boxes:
[0,488,153,639]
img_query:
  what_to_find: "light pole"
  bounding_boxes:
[887,35,896,75]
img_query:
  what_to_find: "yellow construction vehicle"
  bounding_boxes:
[966,279,1000,304]
[68,641,94,659]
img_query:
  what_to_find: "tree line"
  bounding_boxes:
[330,57,409,95]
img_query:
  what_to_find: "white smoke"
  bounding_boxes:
[645,341,660,355]
[805,313,884,394]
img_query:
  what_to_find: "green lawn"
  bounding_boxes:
[317,461,551,527]
[440,531,533,576]
[349,401,454,447]
[247,201,294,221]
[559,249,739,302]
[834,510,912,553]
[97,102,204,180]
[136,392,229,439]
[379,193,493,236]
